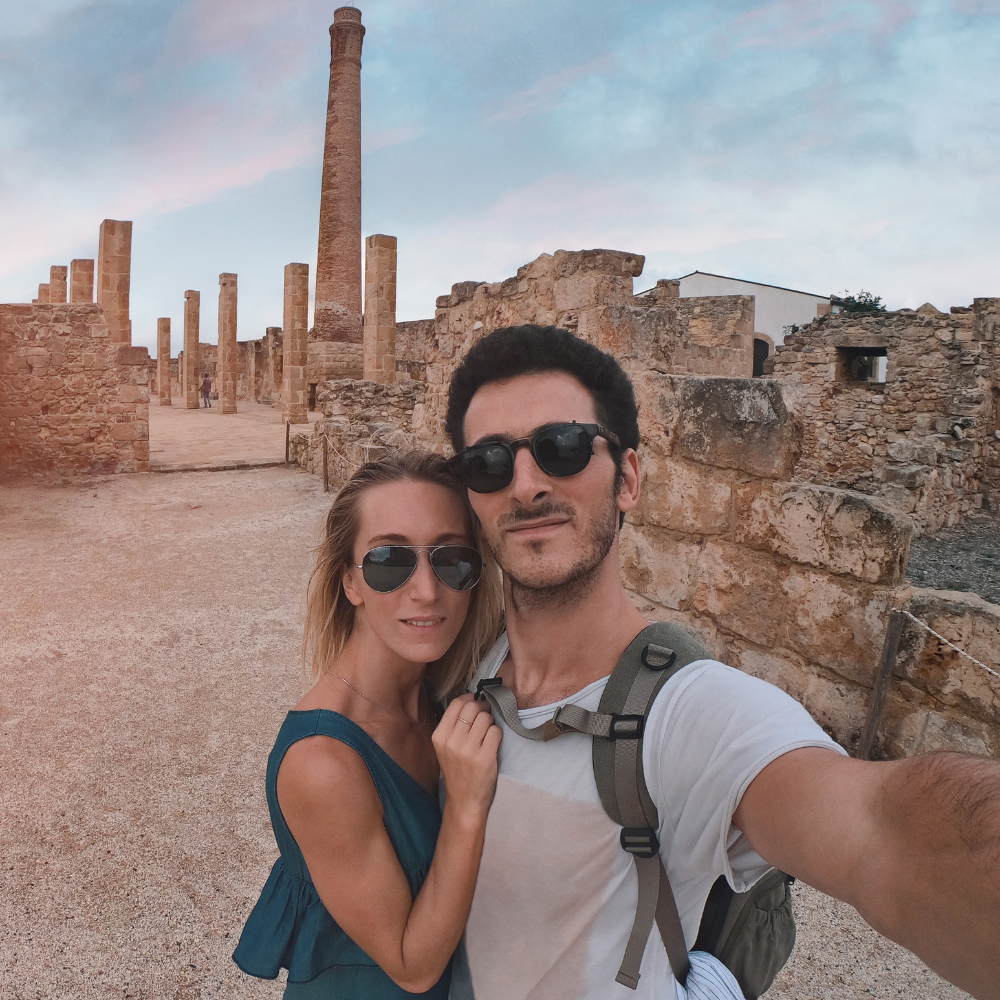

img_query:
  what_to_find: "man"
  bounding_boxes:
[201,373,212,408]
[444,325,999,1000]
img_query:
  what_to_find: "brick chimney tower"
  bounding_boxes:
[311,6,365,382]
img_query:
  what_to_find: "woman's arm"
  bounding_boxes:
[277,694,500,993]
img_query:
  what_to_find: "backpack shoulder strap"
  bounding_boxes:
[594,621,711,990]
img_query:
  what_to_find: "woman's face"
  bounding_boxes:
[343,479,476,666]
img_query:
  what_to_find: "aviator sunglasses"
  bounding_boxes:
[451,421,621,494]
[356,544,483,593]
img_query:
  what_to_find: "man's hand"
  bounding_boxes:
[734,748,1000,1000]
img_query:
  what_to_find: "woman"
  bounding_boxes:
[233,451,504,997]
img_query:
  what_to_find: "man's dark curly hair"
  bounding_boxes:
[445,325,640,469]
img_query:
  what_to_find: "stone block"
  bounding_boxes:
[894,589,1000,726]
[692,539,891,683]
[619,522,700,610]
[733,481,912,584]
[116,346,149,366]
[637,456,732,534]
[634,372,680,457]
[674,377,801,478]
[109,422,141,441]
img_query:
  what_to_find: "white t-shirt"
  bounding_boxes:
[450,633,846,1000]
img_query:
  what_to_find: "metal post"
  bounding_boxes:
[858,610,906,760]
[285,420,290,467]
[323,436,329,492]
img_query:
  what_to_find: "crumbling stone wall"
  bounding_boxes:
[886,590,1000,757]
[391,249,754,444]
[292,378,424,484]
[618,373,998,756]
[300,249,999,756]
[395,319,433,381]
[773,300,1000,532]
[0,303,149,474]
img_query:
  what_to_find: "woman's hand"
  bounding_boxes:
[432,693,502,819]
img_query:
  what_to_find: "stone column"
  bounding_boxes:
[49,266,68,304]
[312,7,365,382]
[363,235,397,383]
[70,259,95,302]
[183,290,200,409]
[97,219,132,345]
[283,264,309,424]
[217,273,238,414]
[37,284,50,303]
[157,318,172,406]
[267,327,283,408]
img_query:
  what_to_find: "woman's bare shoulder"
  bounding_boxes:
[277,735,382,823]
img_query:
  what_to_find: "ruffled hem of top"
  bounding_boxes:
[232,856,432,983]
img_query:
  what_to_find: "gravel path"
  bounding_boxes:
[0,468,970,999]
[907,513,1000,605]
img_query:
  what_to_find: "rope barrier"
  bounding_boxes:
[897,608,1000,681]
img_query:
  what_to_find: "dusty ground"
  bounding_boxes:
[0,463,971,999]
[907,512,1000,606]
[149,400,320,471]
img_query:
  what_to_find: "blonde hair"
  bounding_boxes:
[303,450,504,701]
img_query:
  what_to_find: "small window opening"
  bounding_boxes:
[837,346,887,384]
[308,383,318,411]
[752,339,770,377]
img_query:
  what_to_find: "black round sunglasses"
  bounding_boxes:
[356,544,483,593]
[451,421,621,494]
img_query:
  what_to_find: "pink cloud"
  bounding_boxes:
[728,0,916,51]
[486,54,618,123]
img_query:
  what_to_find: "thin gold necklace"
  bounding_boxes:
[331,671,430,728]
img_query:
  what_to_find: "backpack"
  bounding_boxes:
[476,621,796,999]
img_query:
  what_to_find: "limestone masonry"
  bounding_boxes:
[363,234,398,383]
[290,247,999,759]
[217,273,238,414]
[96,219,132,346]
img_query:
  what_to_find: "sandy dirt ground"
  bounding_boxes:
[0,467,971,1000]
[149,400,320,471]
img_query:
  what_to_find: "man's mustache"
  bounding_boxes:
[498,501,576,531]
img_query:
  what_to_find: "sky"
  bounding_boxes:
[1,0,999,357]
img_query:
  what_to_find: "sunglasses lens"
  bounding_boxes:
[361,546,418,593]
[533,424,592,477]
[457,444,513,494]
[430,546,483,591]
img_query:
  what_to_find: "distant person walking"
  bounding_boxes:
[201,374,212,408]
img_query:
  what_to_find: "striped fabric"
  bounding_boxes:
[673,952,744,1000]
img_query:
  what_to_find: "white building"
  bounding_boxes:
[676,271,830,348]
[635,270,833,375]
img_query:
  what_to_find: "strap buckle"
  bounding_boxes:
[609,713,644,740]
[476,676,503,701]
[620,827,659,859]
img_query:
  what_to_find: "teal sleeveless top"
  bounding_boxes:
[232,709,450,998]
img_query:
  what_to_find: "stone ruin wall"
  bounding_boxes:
[773,300,1000,533]
[0,303,150,474]
[618,373,999,759]
[289,248,999,759]
[408,249,754,445]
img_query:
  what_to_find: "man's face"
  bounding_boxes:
[461,371,633,595]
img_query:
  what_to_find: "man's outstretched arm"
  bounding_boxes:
[733,747,1000,1000]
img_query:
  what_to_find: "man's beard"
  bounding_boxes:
[483,491,619,614]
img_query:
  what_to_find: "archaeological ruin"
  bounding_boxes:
[1,3,997,771]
